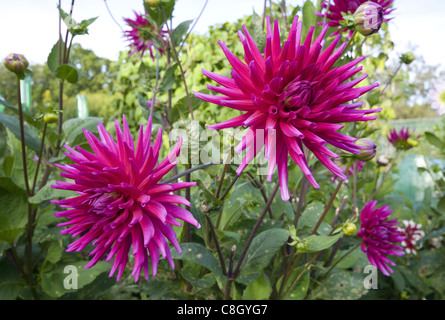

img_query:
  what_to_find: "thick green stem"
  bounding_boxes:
[31,123,47,195]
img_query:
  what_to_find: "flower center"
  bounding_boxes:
[279,80,313,114]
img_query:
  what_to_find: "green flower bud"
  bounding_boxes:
[43,113,59,124]
[145,0,160,7]
[400,52,415,65]
[355,138,377,162]
[353,1,384,36]
[343,223,357,236]
[3,53,29,79]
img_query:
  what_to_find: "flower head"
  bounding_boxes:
[52,115,200,282]
[357,200,406,276]
[194,15,381,201]
[430,82,445,116]
[123,11,166,58]
[353,1,384,36]
[354,138,376,161]
[399,220,425,255]
[387,126,420,151]
[316,0,395,37]
[3,53,29,79]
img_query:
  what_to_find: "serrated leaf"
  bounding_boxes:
[29,184,74,204]
[47,40,64,74]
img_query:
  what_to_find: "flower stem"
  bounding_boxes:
[381,62,402,95]
[161,161,223,184]
[16,77,30,196]
[31,123,47,195]
[370,151,400,200]
[322,242,360,280]
[223,183,279,299]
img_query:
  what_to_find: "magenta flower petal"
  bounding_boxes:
[357,201,406,276]
[195,15,380,201]
[52,115,200,282]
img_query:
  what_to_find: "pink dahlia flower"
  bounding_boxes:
[387,126,420,151]
[194,15,381,200]
[399,220,425,255]
[430,82,445,116]
[316,0,395,37]
[52,115,200,282]
[123,11,166,58]
[357,200,406,276]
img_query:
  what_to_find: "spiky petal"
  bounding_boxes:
[357,200,406,276]
[52,115,200,282]
[195,15,381,200]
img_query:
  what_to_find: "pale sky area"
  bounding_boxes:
[0,0,444,71]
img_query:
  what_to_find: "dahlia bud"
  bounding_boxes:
[400,52,415,65]
[376,155,389,167]
[355,138,377,161]
[145,0,160,7]
[43,113,59,124]
[353,1,384,36]
[3,53,29,79]
[343,223,357,236]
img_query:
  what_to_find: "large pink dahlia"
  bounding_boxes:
[194,15,381,200]
[123,11,166,58]
[52,115,200,282]
[316,0,395,37]
[357,200,406,276]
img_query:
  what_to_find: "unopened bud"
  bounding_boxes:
[44,113,59,124]
[343,223,357,236]
[355,138,377,161]
[353,1,384,36]
[3,53,29,79]
[145,0,160,7]
[376,155,389,167]
[400,52,415,65]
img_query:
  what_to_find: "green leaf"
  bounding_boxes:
[45,241,64,264]
[424,131,443,149]
[0,112,42,153]
[47,40,64,74]
[242,273,272,300]
[308,269,367,300]
[297,201,324,231]
[170,242,224,282]
[29,184,74,204]
[55,64,80,83]
[172,20,193,46]
[62,117,102,146]
[158,63,178,94]
[436,195,445,214]
[0,258,26,299]
[41,260,110,298]
[302,0,317,40]
[275,266,310,300]
[239,228,289,277]
[0,177,28,245]
[298,232,343,253]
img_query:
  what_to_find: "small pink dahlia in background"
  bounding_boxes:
[387,126,420,151]
[399,220,425,255]
[429,82,445,116]
[194,15,381,200]
[52,115,200,282]
[316,0,395,37]
[357,200,406,276]
[123,11,166,58]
